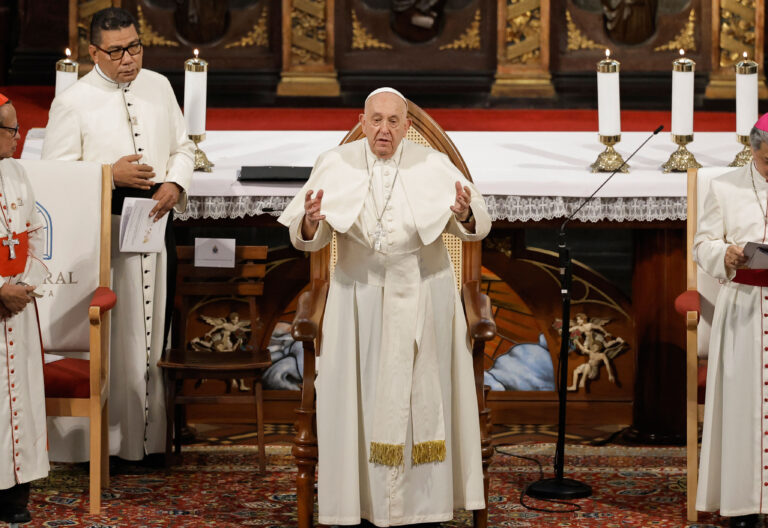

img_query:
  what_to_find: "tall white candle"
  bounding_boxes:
[671,49,695,136]
[736,52,758,137]
[184,49,208,136]
[597,49,621,137]
[55,48,78,97]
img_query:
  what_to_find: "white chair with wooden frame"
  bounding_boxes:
[21,160,115,515]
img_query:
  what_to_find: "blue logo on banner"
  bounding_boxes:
[35,201,52,260]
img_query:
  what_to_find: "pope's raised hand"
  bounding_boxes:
[302,189,325,240]
[450,181,472,222]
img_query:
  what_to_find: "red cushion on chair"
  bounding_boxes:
[698,361,707,405]
[43,358,90,399]
[674,290,700,318]
[90,286,116,314]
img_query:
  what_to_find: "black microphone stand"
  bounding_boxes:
[525,126,664,501]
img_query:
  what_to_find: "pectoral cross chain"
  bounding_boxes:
[3,235,18,260]
[373,221,385,252]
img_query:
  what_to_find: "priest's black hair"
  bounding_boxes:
[90,7,138,45]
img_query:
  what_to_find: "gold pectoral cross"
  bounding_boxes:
[3,235,19,260]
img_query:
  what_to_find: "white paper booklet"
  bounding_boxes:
[119,197,168,253]
[743,241,768,269]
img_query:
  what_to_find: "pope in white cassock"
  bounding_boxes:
[41,7,193,462]
[278,88,490,527]
[0,95,51,524]
[695,114,768,528]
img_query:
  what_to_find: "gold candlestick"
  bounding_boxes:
[662,134,702,172]
[189,133,214,172]
[729,134,752,167]
[590,134,628,172]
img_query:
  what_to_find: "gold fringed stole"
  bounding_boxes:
[370,440,446,467]
[370,442,404,466]
[412,440,446,465]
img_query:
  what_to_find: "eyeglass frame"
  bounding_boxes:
[0,124,19,136]
[91,40,143,61]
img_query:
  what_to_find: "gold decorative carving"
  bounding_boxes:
[718,0,756,67]
[503,0,542,64]
[77,0,114,59]
[290,0,328,65]
[439,9,481,50]
[225,7,269,48]
[566,10,602,51]
[137,5,180,47]
[351,10,392,50]
[653,9,696,52]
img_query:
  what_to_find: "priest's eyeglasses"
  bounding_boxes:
[93,41,142,61]
[0,124,19,136]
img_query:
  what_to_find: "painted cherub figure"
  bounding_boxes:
[563,313,626,391]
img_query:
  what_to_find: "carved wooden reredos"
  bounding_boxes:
[62,0,766,99]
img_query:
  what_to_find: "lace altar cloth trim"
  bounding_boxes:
[177,195,687,222]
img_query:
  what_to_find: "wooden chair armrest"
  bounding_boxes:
[89,286,116,323]
[292,279,329,342]
[462,280,496,342]
[674,289,700,320]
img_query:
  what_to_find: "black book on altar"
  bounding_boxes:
[238,166,312,182]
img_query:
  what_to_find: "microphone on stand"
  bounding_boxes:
[525,125,664,501]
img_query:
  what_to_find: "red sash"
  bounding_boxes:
[733,269,768,287]
[0,231,28,277]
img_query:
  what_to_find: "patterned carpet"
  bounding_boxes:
[19,443,735,527]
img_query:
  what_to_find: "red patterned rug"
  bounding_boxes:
[24,444,729,527]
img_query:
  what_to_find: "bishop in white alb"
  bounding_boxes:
[695,160,768,517]
[41,65,193,461]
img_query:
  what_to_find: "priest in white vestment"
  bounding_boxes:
[41,7,193,462]
[278,88,490,527]
[0,96,51,524]
[695,115,768,528]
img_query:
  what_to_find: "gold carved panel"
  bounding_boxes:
[290,0,330,65]
[502,0,542,64]
[718,0,756,66]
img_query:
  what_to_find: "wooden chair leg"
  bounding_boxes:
[101,404,109,486]
[685,315,699,522]
[294,340,318,528]
[174,393,183,456]
[89,401,102,515]
[255,374,266,474]
[164,371,175,468]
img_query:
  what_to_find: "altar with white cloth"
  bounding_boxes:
[22,128,736,442]
[22,129,739,222]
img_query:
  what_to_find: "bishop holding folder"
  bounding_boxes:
[41,7,193,462]
[695,114,768,527]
